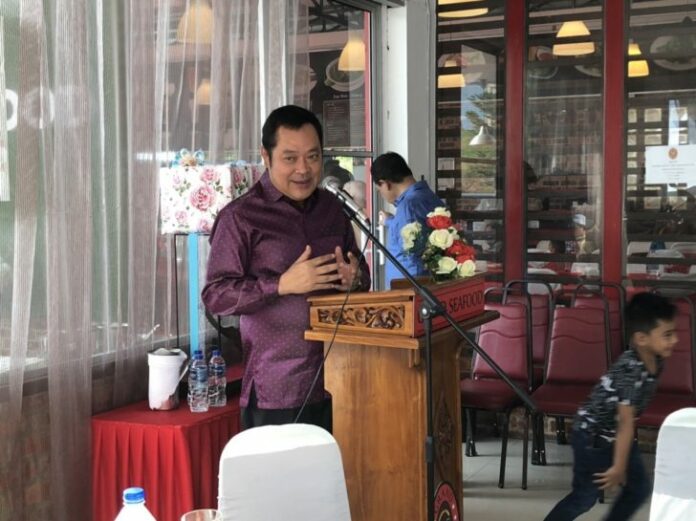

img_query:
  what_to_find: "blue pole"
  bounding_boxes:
[188,233,200,355]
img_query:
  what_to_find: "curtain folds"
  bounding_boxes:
[0,0,309,518]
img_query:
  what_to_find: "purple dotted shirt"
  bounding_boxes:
[202,171,370,409]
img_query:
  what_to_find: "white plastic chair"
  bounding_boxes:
[218,424,352,521]
[650,408,696,521]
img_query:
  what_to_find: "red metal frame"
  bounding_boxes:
[602,0,625,285]
[504,0,526,281]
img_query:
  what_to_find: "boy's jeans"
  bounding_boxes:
[544,429,651,521]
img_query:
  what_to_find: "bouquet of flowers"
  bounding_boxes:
[400,207,476,281]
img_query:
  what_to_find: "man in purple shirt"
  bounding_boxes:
[202,105,370,432]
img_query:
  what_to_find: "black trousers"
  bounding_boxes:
[240,387,333,433]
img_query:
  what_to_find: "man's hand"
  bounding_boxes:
[378,210,393,226]
[278,245,341,295]
[593,465,626,490]
[333,246,361,292]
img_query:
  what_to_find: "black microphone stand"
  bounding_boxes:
[341,205,536,521]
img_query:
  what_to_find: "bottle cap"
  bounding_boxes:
[193,351,204,360]
[212,349,221,356]
[123,487,145,504]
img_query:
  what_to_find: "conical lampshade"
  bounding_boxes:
[552,20,594,56]
[438,8,488,18]
[469,125,495,146]
[438,73,465,89]
[338,34,365,72]
[176,0,213,44]
[627,42,649,77]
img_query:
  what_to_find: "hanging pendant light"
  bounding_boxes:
[176,0,213,44]
[469,125,495,146]
[438,73,466,89]
[552,20,595,56]
[195,79,211,105]
[627,42,649,78]
[438,0,488,18]
[338,33,366,72]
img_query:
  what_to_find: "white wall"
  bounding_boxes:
[379,0,436,185]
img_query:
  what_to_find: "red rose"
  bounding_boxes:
[427,215,453,230]
[445,240,470,257]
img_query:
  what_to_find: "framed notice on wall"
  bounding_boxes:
[645,145,696,185]
[309,49,366,149]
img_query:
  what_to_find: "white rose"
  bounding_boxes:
[428,229,455,249]
[458,260,476,278]
[400,222,421,250]
[426,207,451,219]
[436,256,458,274]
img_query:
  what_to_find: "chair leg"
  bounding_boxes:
[522,409,529,490]
[465,409,478,457]
[537,414,547,465]
[498,411,510,488]
[556,417,567,444]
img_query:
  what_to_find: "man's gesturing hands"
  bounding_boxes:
[278,245,361,296]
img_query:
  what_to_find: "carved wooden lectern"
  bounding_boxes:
[305,275,496,521]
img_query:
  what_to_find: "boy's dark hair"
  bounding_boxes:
[261,105,323,158]
[625,292,676,338]
[371,152,414,184]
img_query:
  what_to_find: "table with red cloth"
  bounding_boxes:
[92,387,241,521]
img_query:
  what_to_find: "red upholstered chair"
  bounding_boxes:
[461,300,533,489]
[531,305,610,465]
[503,280,554,389]
[637,296,696,428]
[572,282,626,363]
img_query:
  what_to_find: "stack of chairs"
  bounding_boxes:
[460,288,533,489]
[530,289,611,465]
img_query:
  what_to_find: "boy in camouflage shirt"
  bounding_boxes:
[545,292,678,520]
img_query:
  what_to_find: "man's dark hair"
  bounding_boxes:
[625,292,676,338]
[371,152,414,184]
[261,105,323,158]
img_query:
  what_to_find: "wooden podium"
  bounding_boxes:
[305,276,496,521]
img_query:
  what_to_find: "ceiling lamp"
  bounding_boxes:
[469,125,495,146]
[627,42,649,78]
[438,73,466,89]
[176,0,213,45]
[438,0,487,18]
[552,20,595,56]
[338,33,365,72]
[195,78,211,105]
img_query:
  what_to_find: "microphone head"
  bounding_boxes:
[320,176,342,193]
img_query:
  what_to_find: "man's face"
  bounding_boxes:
[262,124,322,202]
[375,179,397,205]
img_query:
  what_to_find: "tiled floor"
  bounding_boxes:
[462,438,653,520]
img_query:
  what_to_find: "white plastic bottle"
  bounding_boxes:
[114,487,157,521]
[188,351,209,412]
[208,348,227,407]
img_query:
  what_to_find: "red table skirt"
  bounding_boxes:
[92,397,240,521]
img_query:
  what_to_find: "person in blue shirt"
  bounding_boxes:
[371,152,443,288]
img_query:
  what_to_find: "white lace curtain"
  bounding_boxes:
[0,0,308,519]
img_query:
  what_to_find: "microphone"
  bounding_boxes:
[323,181,371,228]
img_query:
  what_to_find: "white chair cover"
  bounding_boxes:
[218,424,352,521]
[649,408,696,521]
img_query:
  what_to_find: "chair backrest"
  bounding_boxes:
[573,282,626,363]
[545,306,610,385]
[218,424,352,521]
[473,302,531,387]
[503,280,553,368]
[656,298,695,395]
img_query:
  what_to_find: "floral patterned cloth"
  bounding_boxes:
[159,162,264,234]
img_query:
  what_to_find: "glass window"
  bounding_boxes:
[624,0,696,289]
[525,1,604,284]
[435,0,506,281]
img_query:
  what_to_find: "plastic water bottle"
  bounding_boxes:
[114,487,157,521]
[188,351,209,412]
[208,349,227,407]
